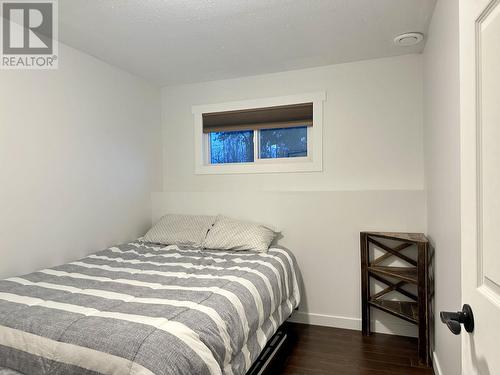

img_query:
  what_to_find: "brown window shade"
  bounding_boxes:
[202,102,313,133]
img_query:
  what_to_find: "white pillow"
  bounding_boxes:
[143,214,216,247]
[203,216,277,252]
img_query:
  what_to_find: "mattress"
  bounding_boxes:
[0,241,300,375]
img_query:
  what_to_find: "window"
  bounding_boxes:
[210,130,254,164]
[203,102,312,165]
[260,126,307,159]
[208,126,308,164]
[193,92,325,174]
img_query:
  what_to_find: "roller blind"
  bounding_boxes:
[202,102,313,133]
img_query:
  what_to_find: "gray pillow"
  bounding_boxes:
[143,214,216,247]
[203,216,276,252]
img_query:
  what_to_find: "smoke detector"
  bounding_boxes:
[393,32,424,46]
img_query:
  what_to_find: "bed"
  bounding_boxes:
[0,240,300,375]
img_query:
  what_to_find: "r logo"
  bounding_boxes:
[2,2,53,54]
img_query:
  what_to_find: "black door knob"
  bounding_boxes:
[440,304,474,335]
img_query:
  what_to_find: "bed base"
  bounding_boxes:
[246,322,292,375]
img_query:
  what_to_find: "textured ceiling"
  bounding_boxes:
[59,0,436,86]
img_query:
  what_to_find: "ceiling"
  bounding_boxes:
[59,0,436,86]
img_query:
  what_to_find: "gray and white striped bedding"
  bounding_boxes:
[0,241,300,375]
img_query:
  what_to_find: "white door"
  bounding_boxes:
[460,0,500,374]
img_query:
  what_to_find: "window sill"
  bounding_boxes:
[194,159,322,175]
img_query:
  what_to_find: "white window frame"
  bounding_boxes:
[193,92,326,175]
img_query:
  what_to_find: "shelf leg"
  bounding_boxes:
[361,232,371,336]
[417,242,430,366]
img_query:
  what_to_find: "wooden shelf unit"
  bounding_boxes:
[361,231,432,367]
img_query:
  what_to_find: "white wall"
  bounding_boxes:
[0,43,162,279]
[160,54,426,335]
[162,54,423,192]
[423,0,462,374]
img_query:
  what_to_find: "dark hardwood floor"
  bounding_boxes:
[277,323,434,375]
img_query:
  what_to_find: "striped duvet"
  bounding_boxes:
[0,241,300,375]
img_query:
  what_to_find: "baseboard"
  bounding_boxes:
[288,311,417,337]
[288,311,360,330]
[432,352,442,375]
